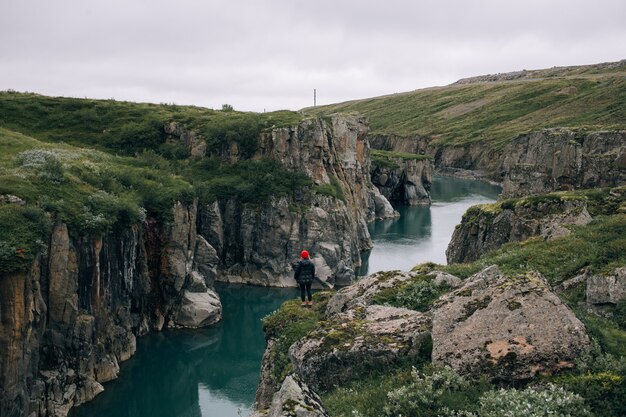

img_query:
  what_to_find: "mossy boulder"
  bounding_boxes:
[289,305,431,391]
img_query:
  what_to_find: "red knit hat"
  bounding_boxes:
[300,250,309,259]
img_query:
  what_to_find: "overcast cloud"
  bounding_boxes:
[1,0,625,112]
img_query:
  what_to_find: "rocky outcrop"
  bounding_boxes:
[446,196,592,264]
[255,265,593,415]
[431,266,591,381]
[164,121,207,158]
[289,304,431,391]
[201,115,396,288]
[371,158,433,206]
[250,374,330,417]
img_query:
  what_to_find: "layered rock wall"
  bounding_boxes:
[371,158,433,205]
[440,130,626,196]
[370,129,626,196]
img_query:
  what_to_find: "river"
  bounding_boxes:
[69,176,500,417]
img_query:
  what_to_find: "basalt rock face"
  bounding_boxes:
[0,202,222,417]
[431,266,591,381]
[446,198,592,264]
[369,134,429,155]
[199,115,396,287]
[371,158,433,206]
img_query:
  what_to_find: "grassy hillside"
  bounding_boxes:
[304,61,626,149]
[0,94,313,274]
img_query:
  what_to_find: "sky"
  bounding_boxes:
[1,0,625,112]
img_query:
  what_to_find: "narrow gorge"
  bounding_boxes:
[0,113,397,417]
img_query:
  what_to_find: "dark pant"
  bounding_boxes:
[299,282,312,302]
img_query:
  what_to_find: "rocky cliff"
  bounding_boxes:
[197,115,396,287]
[370,129,626,197]
[446,187,625,264]
[439,129,626,196]
[446,195,592,264]
[371,157,433,206]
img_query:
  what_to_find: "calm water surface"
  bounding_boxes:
[70,285,297,417]
[70,176,499,417]
[360,176,501,275]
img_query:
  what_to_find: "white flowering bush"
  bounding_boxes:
[479,384,591,417]
[15,149,64,183]
[15,149,60,168]
[383,366,476,417]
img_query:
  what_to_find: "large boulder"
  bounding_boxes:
[174,289,222,328]
[431,265,591,381]
[289,304,431,391]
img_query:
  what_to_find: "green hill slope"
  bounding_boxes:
[303,60,626,149]
[0,91,302,157]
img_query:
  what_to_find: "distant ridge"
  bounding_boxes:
[452,59,626,85]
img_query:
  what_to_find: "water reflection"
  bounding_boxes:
[70,284,298,417]
[361,176,501,274]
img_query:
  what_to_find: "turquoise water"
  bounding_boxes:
[70,176,499,417]
[359,176,501,275]
[69,285,298,417]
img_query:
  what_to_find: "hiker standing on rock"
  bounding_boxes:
[294,250,315,307]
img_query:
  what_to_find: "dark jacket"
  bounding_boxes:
[294,259,315,284]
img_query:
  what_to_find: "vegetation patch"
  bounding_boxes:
[370,149,432,169]
[0,204,50,274]
[0,91,303,157]
[372,273,450,312]
[262,292,332,382]
[312,175,346,202]
[443,214,626,286]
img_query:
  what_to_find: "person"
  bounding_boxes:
[294,250,315,306]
